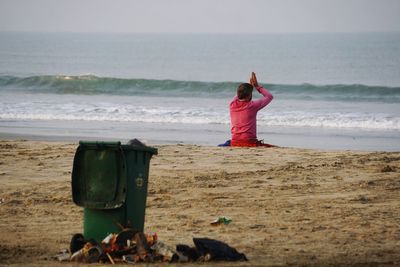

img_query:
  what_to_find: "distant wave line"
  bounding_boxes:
[0,75,399,102]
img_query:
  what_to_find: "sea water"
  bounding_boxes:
[0,32,399,151]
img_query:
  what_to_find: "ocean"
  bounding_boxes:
[0,32,399,151]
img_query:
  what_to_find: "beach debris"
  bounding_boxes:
[352,195,371,204]
[128,138,146,147]
[183,238,247,261]
[151,241,179,262]
[176,244,201,261]
[54,249,71,262]
[70,233,86,254]
[70,241,103,263]
[381,165,396,172]
[210,216,232,226]
[134,232,152,261]
[146,232,158,245]
[106,252,115,264]
[59,229,246,264]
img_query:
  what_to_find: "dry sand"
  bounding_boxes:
[0,140,399,266]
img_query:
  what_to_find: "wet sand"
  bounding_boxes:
[0,140,399,266]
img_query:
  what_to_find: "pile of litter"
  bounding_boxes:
[55,228,247,264]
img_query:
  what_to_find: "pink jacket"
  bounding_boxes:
[230,86,273,141]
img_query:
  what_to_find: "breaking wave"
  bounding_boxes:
[0,75,399,102]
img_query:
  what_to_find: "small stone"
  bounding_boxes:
[381,165,395,172]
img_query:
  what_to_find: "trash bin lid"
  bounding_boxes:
[72,141,127,209]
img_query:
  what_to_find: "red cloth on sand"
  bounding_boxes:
[230,139,275,148]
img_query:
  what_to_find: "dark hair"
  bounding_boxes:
[237,83,253,100]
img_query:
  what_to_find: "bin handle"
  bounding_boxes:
[79,141,121,147]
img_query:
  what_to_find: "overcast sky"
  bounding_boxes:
[1,0,399,33]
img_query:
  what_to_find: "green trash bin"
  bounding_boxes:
[71,141,157,242]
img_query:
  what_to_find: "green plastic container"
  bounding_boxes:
[72,141,157,242]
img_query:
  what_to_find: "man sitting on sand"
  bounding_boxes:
[230,72,274,147]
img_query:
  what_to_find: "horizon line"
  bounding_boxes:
[1,30,400,34]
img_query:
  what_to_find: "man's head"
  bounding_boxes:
[237,83,253,101]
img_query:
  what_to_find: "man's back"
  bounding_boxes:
[230,85,273,142]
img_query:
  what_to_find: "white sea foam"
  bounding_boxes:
[1,98,399,131]
[259,112,400,130]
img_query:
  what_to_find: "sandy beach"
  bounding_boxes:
[0,139,399,266]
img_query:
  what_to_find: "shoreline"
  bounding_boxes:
[0,139,399,266]
[1,119,399,152]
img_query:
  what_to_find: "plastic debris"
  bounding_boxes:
[54,249,70,262]
[70,241,102,263]
[210,216,232,226]
[128,138,146,147]
[122,254,140,263]
[176,244,201,261]
[70,233,86,254]
[145,232,158,246]
[102,233,115,245]
[193,237,248,261]
[60,229,246,264]
[134,232,152,261]
[151,241,179,262]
